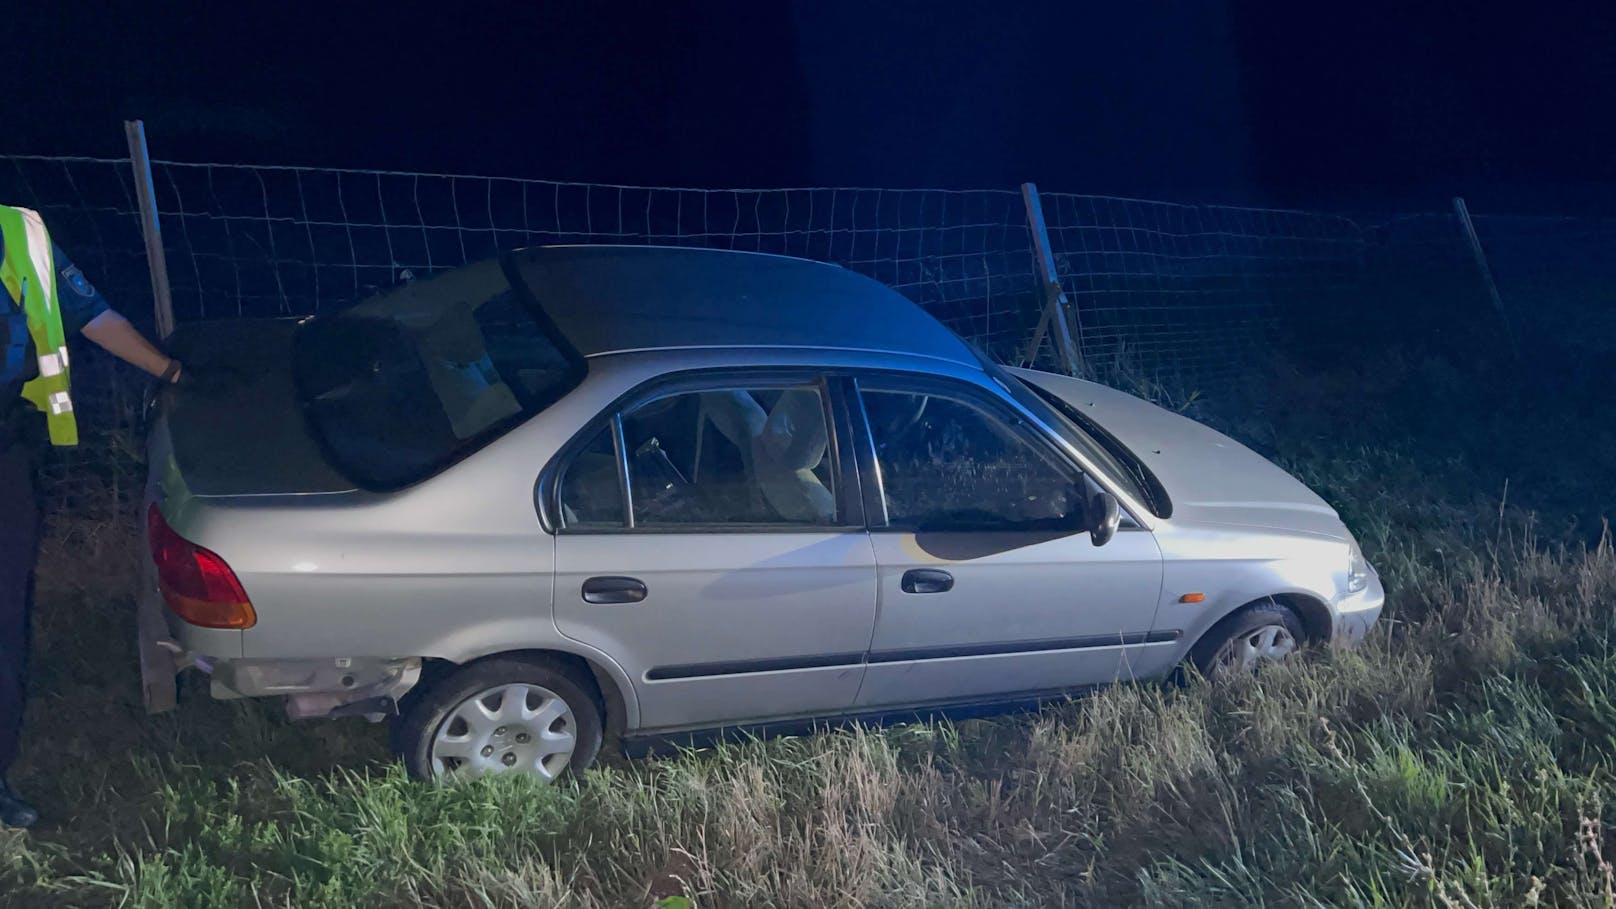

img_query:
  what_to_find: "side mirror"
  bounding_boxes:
[1087,491,1121,546]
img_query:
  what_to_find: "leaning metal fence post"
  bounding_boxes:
[1020,182,1083,375]
[1452,196,1518,360]
[124,120,176,339]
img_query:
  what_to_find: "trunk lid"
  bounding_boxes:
[155,319,354,498]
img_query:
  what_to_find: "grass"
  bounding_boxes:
[3,346,1614,907]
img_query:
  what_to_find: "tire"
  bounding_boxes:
[394,656,604,783]
[1189,599,1306,679]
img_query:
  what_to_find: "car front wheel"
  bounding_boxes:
[1190,600,1306,679]
[394,657,604,782]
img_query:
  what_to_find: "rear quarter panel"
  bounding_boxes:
[155,357,651,665]
[145,411,245,658]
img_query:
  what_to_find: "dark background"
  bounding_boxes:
[6,0,1615,214]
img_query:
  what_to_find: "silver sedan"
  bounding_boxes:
[139,245,1383,782]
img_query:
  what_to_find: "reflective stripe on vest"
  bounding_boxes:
[0,204,78,446]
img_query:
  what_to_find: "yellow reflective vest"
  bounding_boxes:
[0,205,78,446]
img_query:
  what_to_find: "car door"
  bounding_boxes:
[848,373,1168,709]
[549,372,878,732]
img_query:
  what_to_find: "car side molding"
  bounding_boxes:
[643,630,1181,682]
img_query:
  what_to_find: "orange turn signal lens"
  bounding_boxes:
[1179,592,1206,604]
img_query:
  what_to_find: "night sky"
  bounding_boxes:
[8,0,1615,214]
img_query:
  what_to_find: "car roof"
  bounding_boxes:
[509,245,980,368]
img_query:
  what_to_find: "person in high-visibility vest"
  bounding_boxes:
[1,205,183,828]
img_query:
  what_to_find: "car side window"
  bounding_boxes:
[557,424,625,528]
[558,382,841,530]
[860,384,1084,531]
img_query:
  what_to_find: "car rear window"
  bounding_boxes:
[293,258,584,489]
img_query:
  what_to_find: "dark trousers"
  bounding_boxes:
[0,441,38,778]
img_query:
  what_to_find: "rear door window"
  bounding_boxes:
[558,424,625,527]
[555,379,846,530]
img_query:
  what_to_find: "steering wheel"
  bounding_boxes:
[878,394,929,440]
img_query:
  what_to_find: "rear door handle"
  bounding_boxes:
[581,576,648,605]
[901,568,954,594]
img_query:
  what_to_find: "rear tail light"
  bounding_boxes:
[146,503,257,629]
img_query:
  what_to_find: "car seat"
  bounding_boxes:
[697,388,834,523]
[416,301,522,439]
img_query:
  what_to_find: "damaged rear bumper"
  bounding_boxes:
[211,655,422,720]
[137,587,420,721]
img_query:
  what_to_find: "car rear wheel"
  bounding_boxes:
[394,657,604,782]
[1190,600,1305,679]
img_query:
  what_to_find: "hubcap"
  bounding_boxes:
[430,683,577,782]
[1217,623,1297,675]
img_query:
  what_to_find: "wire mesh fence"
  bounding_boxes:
[1471,214,1616,358]
[145,163,1044,364]
[5,147,1612,534]
[1040,192,1370,386]
[2,155,1051,529]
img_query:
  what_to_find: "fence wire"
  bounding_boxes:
[1040,192,1369,386]
[1471,214,1616,357]
[145,163,1043,364]
[6,150,1610,532]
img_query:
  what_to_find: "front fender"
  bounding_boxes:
[1150,521,1348,660]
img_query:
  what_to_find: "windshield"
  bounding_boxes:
[293,258,585,489]
[993,369,1169,517]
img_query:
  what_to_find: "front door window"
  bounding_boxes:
[859,386,1084,532]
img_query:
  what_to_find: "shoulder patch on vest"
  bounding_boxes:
[61,265,95,298]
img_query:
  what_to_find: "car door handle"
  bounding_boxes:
[581,576,648,605]
[901,568,954,594]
